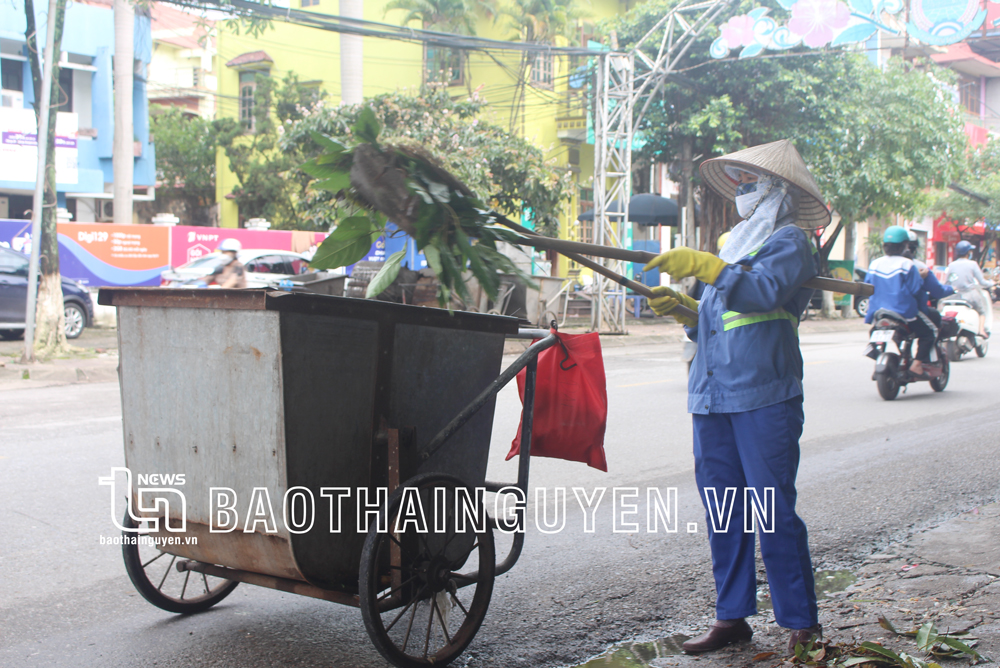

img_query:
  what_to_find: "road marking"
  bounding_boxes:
[804,360,830,366]
[617,379,674,388]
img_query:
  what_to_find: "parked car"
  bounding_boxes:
[160,249,311,288]
[0,246,94,340]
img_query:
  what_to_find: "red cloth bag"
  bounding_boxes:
[506,331,608,472]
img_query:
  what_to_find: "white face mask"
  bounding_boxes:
[735,189,763,218]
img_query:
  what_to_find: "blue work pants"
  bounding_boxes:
[692,396,818,629]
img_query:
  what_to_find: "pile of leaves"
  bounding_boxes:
[303,107,532,307]
[776,617,988,668]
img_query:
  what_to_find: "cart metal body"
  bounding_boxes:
[100,287,558,666]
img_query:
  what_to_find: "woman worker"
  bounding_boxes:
[643,140,826,655]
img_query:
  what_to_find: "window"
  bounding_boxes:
[531,51,553,88]
[425,46,463,86]
[0,248,29,276]
[56,67,73,112]
[239,71,260,131]
[959,76,981,115]
[1,59,23,92]
[300,0,319,7]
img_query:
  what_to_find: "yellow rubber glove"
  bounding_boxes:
[648,286,699,327]
[643,248,728,285]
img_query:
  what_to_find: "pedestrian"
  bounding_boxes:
[204,238,247,289]
[945,240,992,338]
[642,140,826,655]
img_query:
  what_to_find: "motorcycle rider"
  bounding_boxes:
[865,226,935,376]
[200,238,247,288]
[946,240,991,338]
[903,231,953,327]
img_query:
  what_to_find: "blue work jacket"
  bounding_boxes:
[684,225,818,415]
[863,255,922,323]
[918,269,954,314]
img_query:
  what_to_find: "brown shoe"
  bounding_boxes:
[682,619,753,654]
[788,624,823,654]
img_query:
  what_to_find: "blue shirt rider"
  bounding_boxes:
[864,226,937,375]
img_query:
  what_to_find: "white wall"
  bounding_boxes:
[985,77,1000,131]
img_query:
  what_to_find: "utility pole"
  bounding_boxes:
[681,138,696,248]
[22,0,58,364]
[113,0,134,225]
[339,0,363,104]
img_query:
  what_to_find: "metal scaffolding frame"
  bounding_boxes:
[591,0,733,333]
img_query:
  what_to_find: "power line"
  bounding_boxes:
[158,0,604,56]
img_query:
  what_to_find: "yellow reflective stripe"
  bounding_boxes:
[722,309,798,331]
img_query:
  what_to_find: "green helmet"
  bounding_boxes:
[883,226,909,244]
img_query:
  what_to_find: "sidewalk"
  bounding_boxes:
[0,352,119,388]
[584,504,1000,667]
[505,315,869,354]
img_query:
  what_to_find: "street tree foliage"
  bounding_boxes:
[23,0,70,360]
[603,0,966,258]
[149,107,221,225]
[214,71,324,228]
[382,0,488,35]
[808,58,966,244]
[282,88,574,236]
[927,138,1000,262]
[300,108,531,308]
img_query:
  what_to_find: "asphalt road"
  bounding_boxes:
[2,328,999,668]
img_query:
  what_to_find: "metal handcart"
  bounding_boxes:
[99,287,559,668]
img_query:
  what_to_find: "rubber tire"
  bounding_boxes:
[855,296,869,318]
[976,338,988,358]
[0,329,24,340]
[931,352,949,392]
[875,355,900,401]
[359,473,495,668]
[64,303,86,339]
[121,511,238,614]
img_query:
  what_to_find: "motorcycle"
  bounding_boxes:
[938,286,992,360]
[864,308,950,401]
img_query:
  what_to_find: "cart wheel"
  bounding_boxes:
[360,473,495,668]
[121,511,238,614]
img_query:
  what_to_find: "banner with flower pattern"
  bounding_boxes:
[711,0,997,59]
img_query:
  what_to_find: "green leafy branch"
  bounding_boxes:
[304,107,531,308]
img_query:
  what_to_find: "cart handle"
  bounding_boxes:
[418,331,558,463]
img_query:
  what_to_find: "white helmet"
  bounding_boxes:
[218,238,242,252]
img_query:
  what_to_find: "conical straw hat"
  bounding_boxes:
[699,139,831,227]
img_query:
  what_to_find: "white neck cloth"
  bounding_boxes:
[720,175,796,263]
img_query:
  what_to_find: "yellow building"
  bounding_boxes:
[213,0,631,276]
[149,3,219,119]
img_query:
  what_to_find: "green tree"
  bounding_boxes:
[149,106,221,225]
[215,71,325,229]
[604,0,855,250]
[283,88,574,236]
[605,1,966,271]
[928,137,1000,264]
[810,58,965,263]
